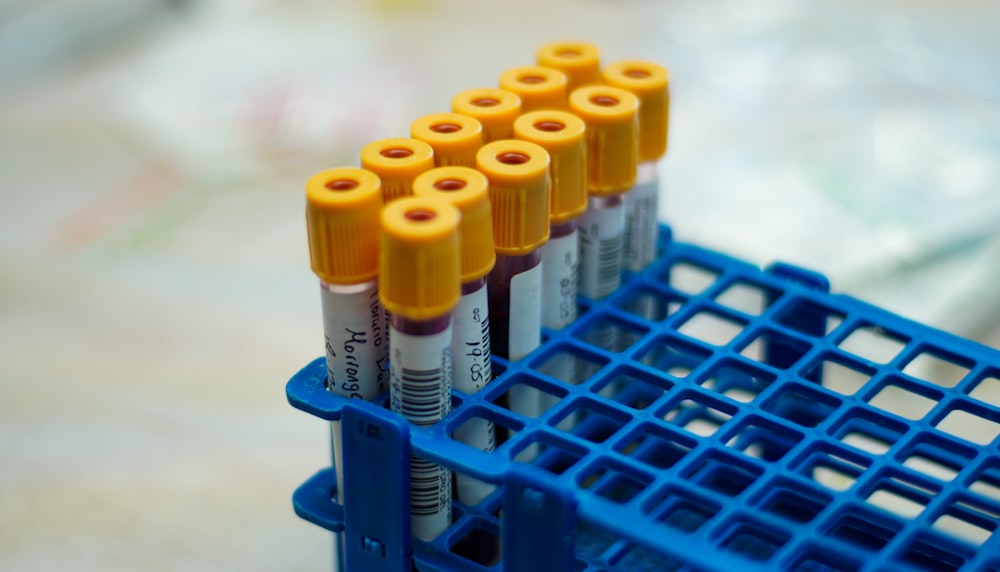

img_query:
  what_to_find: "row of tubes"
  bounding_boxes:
[304,41,669,543]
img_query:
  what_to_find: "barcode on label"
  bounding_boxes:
[400,366,447,425]
[596,234,623,297]
[410,456,451,516]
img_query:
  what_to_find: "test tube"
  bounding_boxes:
[535,41,602,92]
[410,112,484,168]
[513,110,587,331]
[413,167,496,505]
[304,167,387,508]
[568,85,639,300]
[451,88,522,143]
[498,66,569,112]
[477,140,550,418]
[380,197,461,541]
[602,60,670,272]
[360,138,435,203]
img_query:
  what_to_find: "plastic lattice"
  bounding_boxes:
[288,226,1000,572]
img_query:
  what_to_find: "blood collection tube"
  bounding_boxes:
[360,137,435,203]
[535,41,602,92]
[476,140,550,417]
[568,85,639,300]
[451,88,522,143]
[410,112,484,168]
[304,167,387,508]
[380,197,461,541]
[412,167,496,504]
[602,60,670,272]
[513,110,587,332]
[498,66,569,112]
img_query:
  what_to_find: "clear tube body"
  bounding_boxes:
[488,250,542,360]
[488,250,543,421]
[451,277,495,504]
[389,312,453,541]
[578,193,625,299]
[624,161,660,272]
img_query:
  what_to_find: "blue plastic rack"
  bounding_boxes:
[287,226,1000,572]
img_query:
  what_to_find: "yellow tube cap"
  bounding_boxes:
[568,85,639,195]
[498,66,568,112]
[412,167,495,282]
[410,113,483,169]
[602,60,670,161]
[379,197,461,320]
[305,167,382,285]
[476,140,551,256]
[451,88,522,143]
[536,41,601,91]
[513,110,587,224]
[360,138,435,203]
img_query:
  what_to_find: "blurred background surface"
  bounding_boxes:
[1,0,998,569]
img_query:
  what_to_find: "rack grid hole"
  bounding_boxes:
[933,512,996,546]
[868,381,940,420]
[719,519,789,562]
[902,349,972,389]
[685,451,762,497]
[714,281,774,316]
[666,261,719,295]
[902,454,960,482]
[826,509,901,551]
[512,435,586,476]
[534,348,607,386]
[762,383,841,428]
[970,374,1000,403]
[618,424,695,470]
[593,368,672,410]
[449,522,501,567]
[578,316,648,353]
[838,325,908,364]
[638,336,712,378]
[865,477,938,520]
[678,311,746,347]
[699,360,775,404]
[804,356,873,396]
[663,397,734,437]
[578,460,653,504]
[900,536,969,572]
[935,408,1000,445]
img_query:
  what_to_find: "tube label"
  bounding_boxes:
[579,201,625,299]
[508,263,543,361]
[390,325,452,426]
[320,284,388,400]
[389,324,453,540]
[540,230,579,330]
[624,176,660,272]
[452,286,491,395]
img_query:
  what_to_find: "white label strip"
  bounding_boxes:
[624,176,660,272]
[507,263,543,361]
[451,286,491,395]
[540,229,579,330]
[389,323,453,541]
[320,284,388,400]
[579,201,625,299]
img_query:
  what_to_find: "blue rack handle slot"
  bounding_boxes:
[293,468,344,533]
